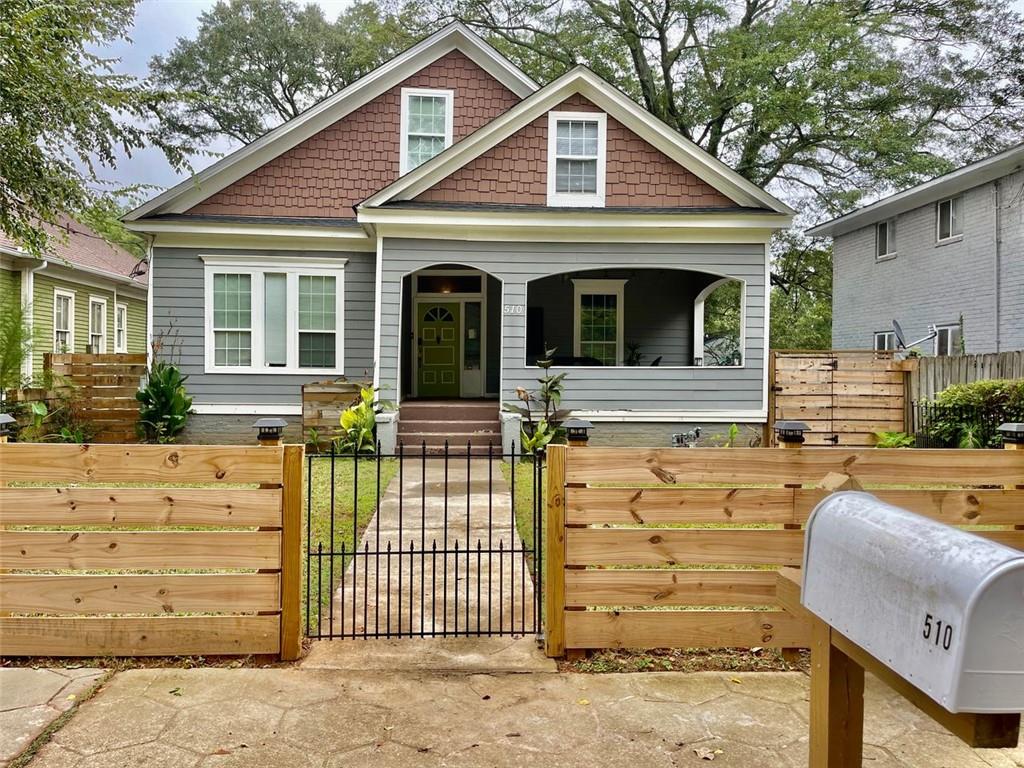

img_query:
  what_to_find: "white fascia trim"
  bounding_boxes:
[39,263,147,301]
[564,409,769,423]
[362,67,793,215]
[546,111,606,207]
[191,403,302,416]
[806,143,1024,238]
[125,23,537,221]
[150,232,376,252]
[127,219,374,243]
[368,221,780,244]
[200,254,349,268]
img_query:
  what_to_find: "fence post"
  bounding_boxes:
[544,443,567,657]
[279,444,304,660]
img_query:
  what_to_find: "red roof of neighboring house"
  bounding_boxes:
[0,214,147,286]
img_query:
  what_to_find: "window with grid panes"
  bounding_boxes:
[579,293,618,365]
[554,120,599,194]
[213,273,252,366]
[298,275,337,368]
[404,92,450,171]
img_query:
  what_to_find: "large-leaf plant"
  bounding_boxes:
[136,361,193,443]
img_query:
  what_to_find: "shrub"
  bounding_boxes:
[874,431,915,448]
[0,299,33,391]
[136,361,193,443]
[922,379,1024,448]
[336,387,380,453]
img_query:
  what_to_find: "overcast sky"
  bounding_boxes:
[103,0,1024,199]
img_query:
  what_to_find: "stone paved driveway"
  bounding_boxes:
[20,659,1024,767]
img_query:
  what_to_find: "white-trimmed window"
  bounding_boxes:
[400,88,453,174]
[203,258,344,374]
[88,296,108,353]
[934,324,961,356]
[875,218,896,259]
[572,279,625,365]
[874,331,897,351]
[547,112,606,207]
[115,303,128,353]
[53,289,75,352]
[936,196,963,241]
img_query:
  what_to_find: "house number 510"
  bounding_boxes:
[503,304,525,315]
[922,612,954,651]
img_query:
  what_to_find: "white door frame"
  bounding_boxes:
[410,268,487,398]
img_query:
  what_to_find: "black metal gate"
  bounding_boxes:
[305,442,543,639]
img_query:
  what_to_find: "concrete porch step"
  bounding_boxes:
[399,419,500,435]
[397,432,502,454]
[399,400,500,421]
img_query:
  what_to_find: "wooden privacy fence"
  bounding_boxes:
[0,443,302,659]
[909,350,1024,402]
[767,350,912,446]
[48,353,146,442]
[543,444,1024,657]
[302,378,366,447]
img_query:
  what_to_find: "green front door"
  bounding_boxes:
[417,302,461,397]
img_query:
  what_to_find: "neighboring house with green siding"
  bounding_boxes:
[0,216,147,382]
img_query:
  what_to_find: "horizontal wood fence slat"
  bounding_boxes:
[565,611,811,649]
[0,442,303,660]
[566,528,804,567]
[0,573,280,615]
[0,487,282,527]
[565,570,778,607]
[0,615,280,656]
[563,447,1024,486]
[0,444,283,484]
[566,487,799,525]
[1,531,282,570]
[545,444,1024,658]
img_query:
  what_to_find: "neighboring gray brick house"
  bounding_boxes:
[808,144,1024,355]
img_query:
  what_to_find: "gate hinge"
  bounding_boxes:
[772,386,784,392]
[824,434,840,444]
[824,360,839,370]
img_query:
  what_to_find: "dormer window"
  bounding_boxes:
[547,111,606,207]
[400,88,453,174]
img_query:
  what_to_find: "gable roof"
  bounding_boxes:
[1,215,146,286]
[360,66,794,216]
[125,23,538,222]
[806,142,1024,238]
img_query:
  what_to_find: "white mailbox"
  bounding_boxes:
[802,492,1024,714]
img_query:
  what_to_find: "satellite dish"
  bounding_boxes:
[892,319,907,349]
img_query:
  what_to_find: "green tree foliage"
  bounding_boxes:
[149,0,419,146]
[0,0,192,257]
[769,234,832,349]
[79,195,147,260]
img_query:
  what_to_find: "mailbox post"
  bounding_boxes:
[780,492,1024,766]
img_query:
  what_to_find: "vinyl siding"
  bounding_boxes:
[380,239,767,414]
[30,273,145,375]
[151,247,375,406]
[0,266,20,309]
[833,168,1024,354]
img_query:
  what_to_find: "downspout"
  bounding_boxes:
[993,179,1002,352]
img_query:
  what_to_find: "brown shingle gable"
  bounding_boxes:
[186,50,520,219]
[416,93,738,208]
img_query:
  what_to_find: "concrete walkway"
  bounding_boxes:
[18,659,1024,767]
[0,667,105,767]
[329,458,536,639]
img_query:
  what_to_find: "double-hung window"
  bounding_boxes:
[573,279,625,366]
[115,303,128,353]
[936,196,963,241]
[874,331,897,351]
[53,289,74,352]
[934,324,961,356]
[204,258,344,374]
[875,219,896,259]
[88,296,107,353]
[400,88,453,174]
[547,112,606,207]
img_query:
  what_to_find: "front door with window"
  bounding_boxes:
[417,302,461,397]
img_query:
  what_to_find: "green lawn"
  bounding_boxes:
[304,455,398,634]
[500,459,546,555]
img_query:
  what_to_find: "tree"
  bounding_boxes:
[769,234,832,349]
[0,0,192,258]
[149,0,419,147]
[429,0,1024,217]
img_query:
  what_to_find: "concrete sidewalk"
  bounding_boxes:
[329,458,535,639]
[18,657,1024,767]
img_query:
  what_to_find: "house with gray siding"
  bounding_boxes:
[808,144,1024,356]
[124,23,792,445]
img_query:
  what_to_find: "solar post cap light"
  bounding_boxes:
[0,413,16,441]
[802,492,1024,714]
[253,417,288,444]
[562,417,593,446]
[997,423,1024,444]
[773,420,810,445]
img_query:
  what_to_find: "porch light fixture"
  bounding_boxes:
[997,423,1024,445]
[774,420,810,445]
[562,417,593,446]
[253,417,288,444]
[0,413,16,441]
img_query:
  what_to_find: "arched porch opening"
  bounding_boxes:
[399,263,502,399]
